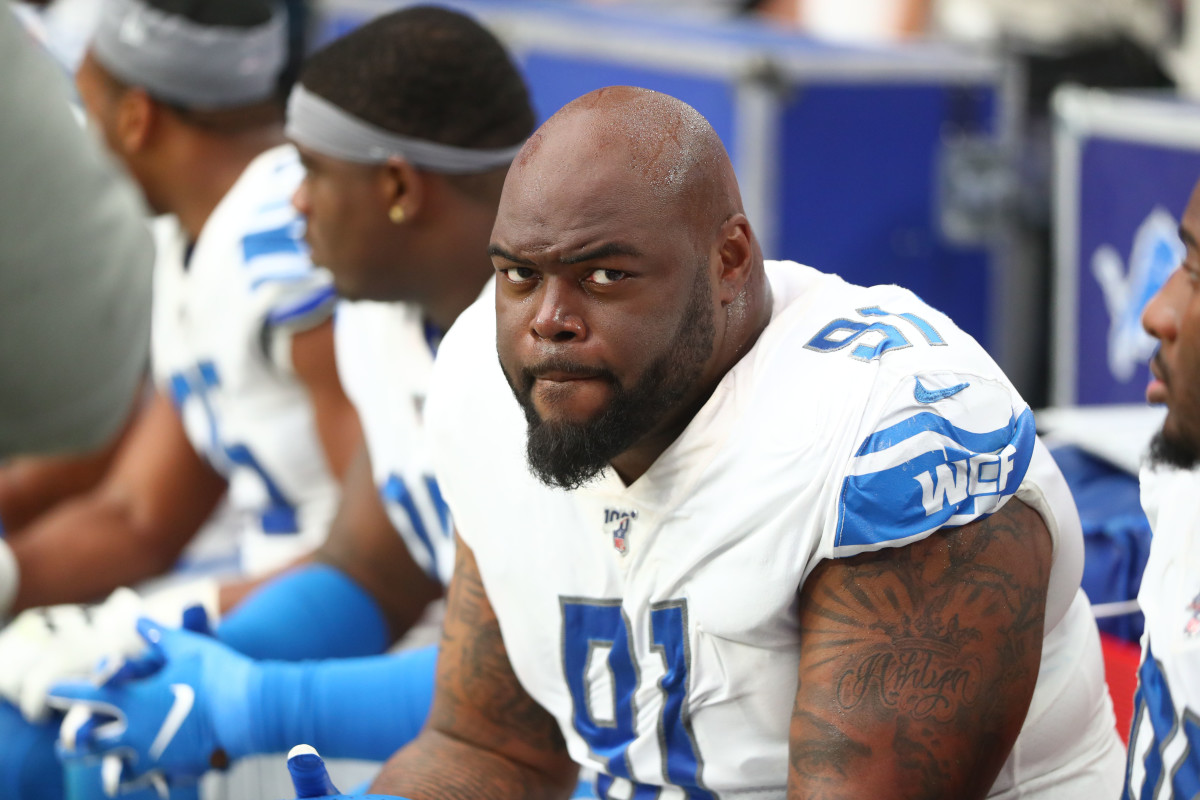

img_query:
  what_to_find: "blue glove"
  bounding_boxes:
[49,616,256,795]
[285,744,406,800]
[61,759,197,800]
[0,699,62,800]
[287,744,340,796]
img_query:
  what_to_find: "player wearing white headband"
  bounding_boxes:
[49,7,540,798]
[0,2,366,797]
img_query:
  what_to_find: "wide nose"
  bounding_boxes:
[530,276,587,343]
[1143,267,1184,343]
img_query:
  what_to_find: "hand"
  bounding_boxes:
[285,745,404,800]
[48,616,255,795]
[0,588,145,722]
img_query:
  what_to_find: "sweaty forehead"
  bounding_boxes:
[545,100,706,196]
[495,100,712,247]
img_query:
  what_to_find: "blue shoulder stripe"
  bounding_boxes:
[267,285,336,327]
[250,270,318,292]
[855,410,1017,456]
[242,223,304,263]
[836,407,1035,550]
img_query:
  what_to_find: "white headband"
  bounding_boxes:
[92,0,285,109]
[285,84,525,174]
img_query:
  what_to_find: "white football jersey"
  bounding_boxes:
[1125,465,1200,799]
[151,144,340,576]
[427,261,1124,799]
[333,300,454,587]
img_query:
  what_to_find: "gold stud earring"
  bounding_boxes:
[389,205,406,224]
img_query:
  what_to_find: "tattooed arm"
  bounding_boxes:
[789,498,1052,800]
[370,534,579,799]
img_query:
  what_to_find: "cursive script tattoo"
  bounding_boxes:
[835,643,981,722]
[789,499,1052,800]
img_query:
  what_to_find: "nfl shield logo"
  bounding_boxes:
[1185,591,1200,638]
[612,517,630,555]
[605,508,637,556]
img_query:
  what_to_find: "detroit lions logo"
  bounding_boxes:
[1092,208,1183,382]
[604,508,638,555]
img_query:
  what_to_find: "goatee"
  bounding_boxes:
[1148,429,1200,470]
[505,266,715,490]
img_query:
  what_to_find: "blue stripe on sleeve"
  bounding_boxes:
[835,408,1035,550]
[197,359,219,389]
[423,475,451,537]
[381,475,439,580]
[267,285,337,326]
[249,270,316,291]
[854,410,1020,457]
[168,374,191,408]
[242,223,304,263]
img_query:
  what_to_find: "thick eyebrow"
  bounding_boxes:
[1180,226,1198,251]
[487,245,535,265]
[487,242,642,266]
[559,242,641,265]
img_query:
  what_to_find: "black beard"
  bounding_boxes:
[506,269,715,491]
[1148,429,1200,470]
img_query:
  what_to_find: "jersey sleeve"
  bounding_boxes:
[242,213,337,374]
[829,369,1037,559]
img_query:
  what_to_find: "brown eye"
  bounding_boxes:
[587,269,624,286]
[500,267,536,284]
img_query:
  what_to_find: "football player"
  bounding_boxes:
[364,87,1127,798]
[0,0,360,621]
[0,0,359,796]
[1124,175,1200,799]
[50,6,534,798]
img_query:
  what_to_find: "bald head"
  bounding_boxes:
[508,87,744,249]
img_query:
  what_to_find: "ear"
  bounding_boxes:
[714,213,755,306]
[114,88,156,154]
[380,156,425,221]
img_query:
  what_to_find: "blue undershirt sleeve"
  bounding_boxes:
[243,645,437,761]
[217,564,389,660]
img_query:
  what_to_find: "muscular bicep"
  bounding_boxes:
[789,497,1052,800]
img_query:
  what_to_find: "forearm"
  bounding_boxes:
[0,451,114,533]
[10,495,188,611]
[238,645,437,762]
[370,729,577,800]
